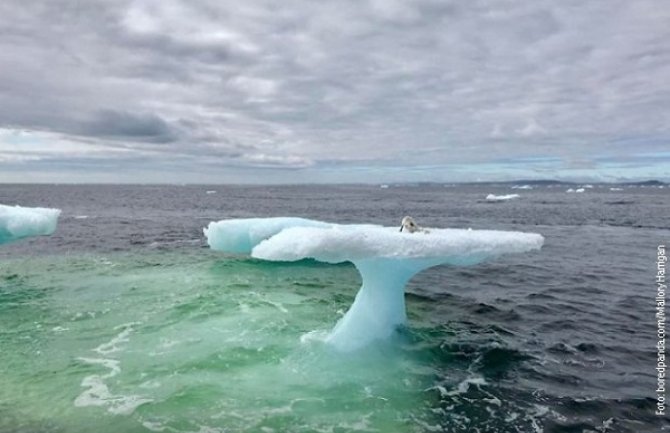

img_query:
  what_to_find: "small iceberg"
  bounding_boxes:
[511,185,532,190]
[204,217,543,351]
[0,204,61,245]
[566,188,585,193]
[609,187,623,191]
[486,194,520,202]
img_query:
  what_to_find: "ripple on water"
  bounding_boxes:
[75,322,153,416]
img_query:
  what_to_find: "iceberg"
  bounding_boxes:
[204,217,544,351]
[486,193,520,202]
[0,204,61,245]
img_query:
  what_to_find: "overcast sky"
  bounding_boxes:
[1,0,669,183]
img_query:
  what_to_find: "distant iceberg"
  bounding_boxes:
[205,217,543,351]
[486,193,520,202]
[0,204,61,245]
[511,185,532,190]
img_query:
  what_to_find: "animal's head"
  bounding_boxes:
[400,216,418,233]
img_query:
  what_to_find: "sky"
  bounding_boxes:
[1,0,669,183]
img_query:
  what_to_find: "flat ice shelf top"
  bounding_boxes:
[205,217,544,264]
[254,225,543,264]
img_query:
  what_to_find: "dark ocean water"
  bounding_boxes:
[0,184,668,432]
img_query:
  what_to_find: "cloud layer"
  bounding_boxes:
[1,0,669,182]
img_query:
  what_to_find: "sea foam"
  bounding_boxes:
[204,218,544,351]
[0,204,61,245]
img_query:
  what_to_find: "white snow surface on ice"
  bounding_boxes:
[253,224,542,264]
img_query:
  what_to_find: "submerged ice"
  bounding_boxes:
[205,217,544,351]
[0,204,61,245]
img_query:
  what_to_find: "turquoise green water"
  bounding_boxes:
[0,251,442,433]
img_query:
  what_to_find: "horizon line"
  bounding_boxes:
[1,179,667,187]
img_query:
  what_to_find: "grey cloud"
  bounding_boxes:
[0,0,668,182]
[81,110,177,143]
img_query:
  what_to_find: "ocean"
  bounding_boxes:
[0,183,668,432]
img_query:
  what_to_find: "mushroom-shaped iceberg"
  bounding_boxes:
[0,204,61,245]
[204,218,544,351]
